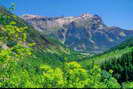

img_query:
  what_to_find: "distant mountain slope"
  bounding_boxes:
[21,14,133,54]
[0,6,87,66]
[80,37,133,65]
[0,6,76,54]
[0,6,61,53]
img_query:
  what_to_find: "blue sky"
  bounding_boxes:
[0,0,133,29]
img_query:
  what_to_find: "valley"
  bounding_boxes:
[0,3,133,88]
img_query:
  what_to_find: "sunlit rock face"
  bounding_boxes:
[21,13,133,53]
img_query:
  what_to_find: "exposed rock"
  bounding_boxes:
[21,13,133,53]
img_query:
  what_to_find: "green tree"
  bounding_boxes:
[64,62,88,88]
[40,65,65,88]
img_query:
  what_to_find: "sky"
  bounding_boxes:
[0,0,133,29]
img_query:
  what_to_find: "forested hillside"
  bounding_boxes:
[0,4,133,88]
[80,38,133,87]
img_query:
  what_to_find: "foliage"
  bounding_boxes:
[40,65,65,88]
[64,62,89,88]
[80,37,133,84]
[122,82,133,88]
[0,4,132,88]
[102,50,133,83]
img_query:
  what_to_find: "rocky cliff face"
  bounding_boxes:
[21,13,133,53]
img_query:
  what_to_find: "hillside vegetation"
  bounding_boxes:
[80,38,133,84]
[0,6,88,67]
[0,5,133,88]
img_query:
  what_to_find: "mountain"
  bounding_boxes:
[21,14,133,54]
[0,5,133,88]
[0,6,87,67]
[0,6,63,54]
[80,37,133,65]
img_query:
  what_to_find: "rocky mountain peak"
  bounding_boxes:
[80,13,94,17]
[21,14,48,20]
[21,13,133,53]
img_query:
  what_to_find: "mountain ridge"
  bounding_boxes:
[21,13,133,53]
